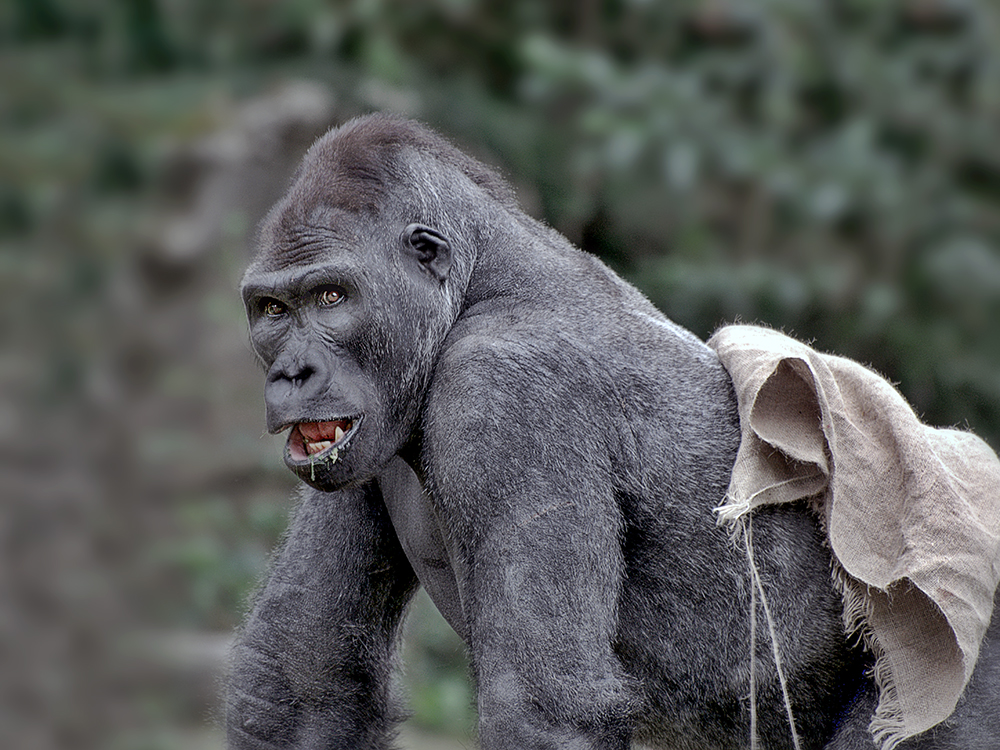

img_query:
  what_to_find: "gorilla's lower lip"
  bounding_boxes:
[286,416,361,463]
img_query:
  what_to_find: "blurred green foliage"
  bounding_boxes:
[145,494,287,630]
[403,591,478,736]
[4,0,999,744]
[6,0,999,446]
[328,0,1000,446]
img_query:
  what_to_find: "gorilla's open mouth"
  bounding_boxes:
[286,417,361,462]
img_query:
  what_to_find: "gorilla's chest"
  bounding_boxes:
[378,458,466,638]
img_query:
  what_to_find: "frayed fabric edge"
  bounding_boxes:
[832,565,908,750]
[715,473,826,530]
[716,493,752,541]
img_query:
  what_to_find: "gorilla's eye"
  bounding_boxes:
[317,286,346,307]
[261,299,286,318]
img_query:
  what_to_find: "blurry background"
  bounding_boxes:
[3,1,999,748]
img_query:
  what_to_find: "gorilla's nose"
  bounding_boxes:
[268,362,316,388]
[264,352,327,431]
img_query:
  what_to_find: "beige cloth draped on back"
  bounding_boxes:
[708,325,1000,750]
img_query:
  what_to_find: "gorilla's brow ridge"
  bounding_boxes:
[243,258,369,301]
[255,216,364,272]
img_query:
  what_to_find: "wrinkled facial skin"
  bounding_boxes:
[242,214,454,491]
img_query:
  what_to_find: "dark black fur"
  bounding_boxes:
[229,114,999,749]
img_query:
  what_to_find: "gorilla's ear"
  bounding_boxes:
[402,223,451,282]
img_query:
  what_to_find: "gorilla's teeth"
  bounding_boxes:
[307,440,332,455]
[334,426,345,443]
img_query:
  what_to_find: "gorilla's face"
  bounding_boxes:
[242,209,455,491]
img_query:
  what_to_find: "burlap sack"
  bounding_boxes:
[708,325,1000,750]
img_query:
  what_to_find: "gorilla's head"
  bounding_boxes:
[241,114,516,489]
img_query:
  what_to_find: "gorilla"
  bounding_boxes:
[229,113,999,749]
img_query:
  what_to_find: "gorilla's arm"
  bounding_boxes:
[226,481,417,750]
[468,500,634,750]
[425,333,636,750]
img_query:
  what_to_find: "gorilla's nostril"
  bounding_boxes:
[269,364,315,387]
[290,367,315,388]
